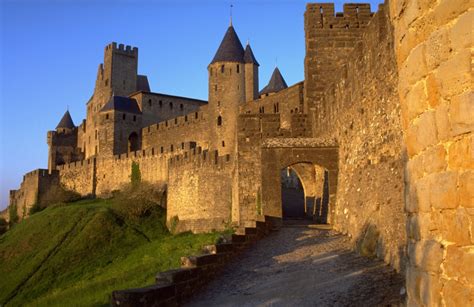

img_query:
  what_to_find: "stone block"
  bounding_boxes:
[450,91,474,137]
[445,245,474,283]
[448,135,474,170]
[401,43,428,86]
[419,271,442,306]
[111,283,177,307]
[430,171,458,209]
[406,110,438,157]
[442,279,473,307]
[434,102,451,142]
[450,9,473,51]
[426,73,440,108]
[419,240,444,273]
[415,176,431,213]
[435,49,471,99]
[155,267,201,284]
[423,144,447,174]
[406,80,428,120]
[406,266,422,305]
[459,171,474,208]
[439,208,471,245]
[425,27,452,71]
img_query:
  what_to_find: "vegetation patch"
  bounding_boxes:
[0,196,221,306]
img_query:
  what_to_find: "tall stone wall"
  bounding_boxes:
[240,82,304,129]
[306,3,406,271]
[389,0,473,305]
[167,150,234,233]
[141,108,210,153]
[57,158,97,196]
[9,169,60,221]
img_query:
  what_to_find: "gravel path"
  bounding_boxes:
[187,226,405,307]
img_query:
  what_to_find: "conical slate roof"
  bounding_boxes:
[56,110,75,129]
[259,67,288,95]
[244,43,259,66]
[210,25,245,64]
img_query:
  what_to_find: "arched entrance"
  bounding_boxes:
[260,139,338,225]
[281,163,329,223]
[128,132,140,152]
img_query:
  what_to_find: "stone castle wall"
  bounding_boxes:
[167,149,234,233]
[306,2,406,271]
[389,0,473,305]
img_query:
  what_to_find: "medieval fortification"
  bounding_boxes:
[4,1,473,305]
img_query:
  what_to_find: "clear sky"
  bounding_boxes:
[0,0,383,210]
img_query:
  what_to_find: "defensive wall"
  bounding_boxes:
[389,0,473,305]
[306,2,406,271]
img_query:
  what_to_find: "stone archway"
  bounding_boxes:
[260,138,338,225]
[128,132,140,152]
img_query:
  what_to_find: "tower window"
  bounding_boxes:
[170,144,174,152]
[214,85,217,92]
[222,141,225,147]
[123,114,126,120]
[133,115,136,121]
[217,101,220,106]
[148,99,152,107]
[169,102,173,109]
[237,64,240,73]
[106,114,109,120]
[195,112,198,119]
[181,142,184,149]
[159,100,163,107]
[221,65,225,73]
[180,104,183,111]
[95,130,98,140]
[105,79,109,86]
[217,116,222,126]
[160,146,164,153]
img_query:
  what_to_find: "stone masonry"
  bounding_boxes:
[6,1,473,305]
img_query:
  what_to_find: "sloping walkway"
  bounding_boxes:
[187,225,404,306]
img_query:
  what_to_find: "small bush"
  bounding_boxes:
[131,162,141,188]
[114,182,166,221]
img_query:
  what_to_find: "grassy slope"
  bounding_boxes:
[0,199,221,306]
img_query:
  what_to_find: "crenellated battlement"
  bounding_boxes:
[56,157,95,170]
[305,3,373,29]
[23,169,58,180]
[105,42,138,56]
[168,147,232,171]
[141,110,206,135]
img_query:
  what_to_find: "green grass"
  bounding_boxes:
[0,199,222,306]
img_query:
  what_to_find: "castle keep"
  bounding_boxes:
[6,1,473,305]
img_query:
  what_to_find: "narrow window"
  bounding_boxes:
[195,112,198,119]
[133,115,136,121]
[214,85,217,92]
[151,148,155,155]
[180,104,183,111]
[221,65,225,73]
[148,99,152,107]
[217,101,221,106]
[95,130,98,140]
[105,79,109,86]
[237,64,240,73]
[169,102,173,109]
[160,146,164,153]
[106,114,109,120]
[175,118,178,124]
[170,144,174,152]
[217,116,222,126]
[222,141,225,147]
[123,114,126,120]
[159,100,163,107]
[181,142,184,149]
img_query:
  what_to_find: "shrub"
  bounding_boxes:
[131,162,141,188]
[114,182,166,221]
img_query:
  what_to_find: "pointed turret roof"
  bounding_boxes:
[243,43,259,66]
[259,67,288,96]
[210,25,245,64]
[56,110,75,129]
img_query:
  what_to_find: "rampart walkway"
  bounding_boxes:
[188,225,404,306]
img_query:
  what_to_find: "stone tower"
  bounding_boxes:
[47,110,82,171]
[243,42,259,102]
[208,24,250,155]
[84,43,139,158]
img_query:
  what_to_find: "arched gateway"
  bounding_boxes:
[260,138,338,225]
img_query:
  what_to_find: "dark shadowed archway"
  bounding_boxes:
[260,138,338,225]
[128,132,140,152]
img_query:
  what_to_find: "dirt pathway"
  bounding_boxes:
[188,226,404,307]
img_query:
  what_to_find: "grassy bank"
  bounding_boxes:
[0,198,222,306]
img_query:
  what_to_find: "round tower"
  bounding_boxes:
[208,24,247,155]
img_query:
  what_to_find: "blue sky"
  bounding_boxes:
[0,0,383,210]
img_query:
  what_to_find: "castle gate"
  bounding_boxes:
[260,138,338,225]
